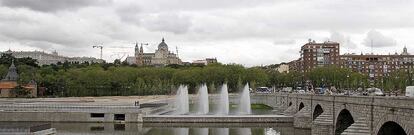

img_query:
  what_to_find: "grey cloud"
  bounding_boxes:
[115,3,141,25]
[329,32,357,48]
[24,41,66,52]
[273,39,296,45]
[0,7,113,52]
[0,0,112,12]
[140,13,192,34]
[362,30,396,47]
[134,0,278,12]
[118,0,414,41]
[0,0,413,66]
[183,0,414,41]
[115,2,192,34]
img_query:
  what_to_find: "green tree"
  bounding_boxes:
[12,85,30,97]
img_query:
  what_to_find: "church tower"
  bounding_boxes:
[136,44,144,66]
[134,43,139,57]
[140,44,144,54]
[402,46,409,55]
[3,60,19,81]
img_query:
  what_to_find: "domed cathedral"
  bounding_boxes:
[134,38,182,66]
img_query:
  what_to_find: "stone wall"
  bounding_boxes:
[254,93,414,135]
[372,96,414,135]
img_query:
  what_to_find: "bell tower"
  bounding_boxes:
[134,43,139,57]
[402,46,409,55]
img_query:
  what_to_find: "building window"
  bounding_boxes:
[114,114,125,121]
[90,113,105,118]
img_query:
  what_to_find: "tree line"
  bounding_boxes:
[0,53,409,97]
[0,54,270,97]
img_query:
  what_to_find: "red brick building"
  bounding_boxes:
[340,46,414,79]
[289,40,340,73]
[288,41,413,80]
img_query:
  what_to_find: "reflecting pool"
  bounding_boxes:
[50,123,311,135]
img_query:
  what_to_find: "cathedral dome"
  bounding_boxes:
[158,38,168,51]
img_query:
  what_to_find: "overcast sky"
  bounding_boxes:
[0,0,413,66]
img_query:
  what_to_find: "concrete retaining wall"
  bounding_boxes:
[0,111,140,122]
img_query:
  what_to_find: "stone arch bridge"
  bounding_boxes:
[250,93,414,135]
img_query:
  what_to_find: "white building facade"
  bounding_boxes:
[1,50,104,65]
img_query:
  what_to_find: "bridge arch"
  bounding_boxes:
[377,121,407,135]
[335,109,354,135]
[298,102,304,111]
[313,104,323,120]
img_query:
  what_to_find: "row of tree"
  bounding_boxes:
[0,53,410,97]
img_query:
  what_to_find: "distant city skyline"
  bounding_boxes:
[0,0,413,66]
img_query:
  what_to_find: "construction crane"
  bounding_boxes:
[93,45,103,59]
[110,52,128,61]
[176,46,179,57]
[108,46,132,49]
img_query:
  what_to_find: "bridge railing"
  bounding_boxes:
[0,104,141,113]
[261,92,414,109]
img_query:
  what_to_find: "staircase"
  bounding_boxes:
[341,117,370,135]
[312,111,334,135]
[283,105,297,116]
[294,106,312,129]
[313,112,333,125]
[295,106,311,117]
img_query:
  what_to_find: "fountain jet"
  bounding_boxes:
[238,83,251,114]
[175,85,189,114]
[217,84,229,115]
[196,84,209,114]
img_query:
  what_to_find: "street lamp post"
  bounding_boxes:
[409,70,412,86]
[321,78,325,88]
[347,75,350,90]
[381,79,384,93]
[321,78,325,94]
[395,76,399,96]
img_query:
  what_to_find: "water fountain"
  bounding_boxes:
[150,83,294,123]
[174,85,189,114]
[173,83,251,115]
[238,83,251,114]
[196,84,209,114]
[217,84,229,115]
